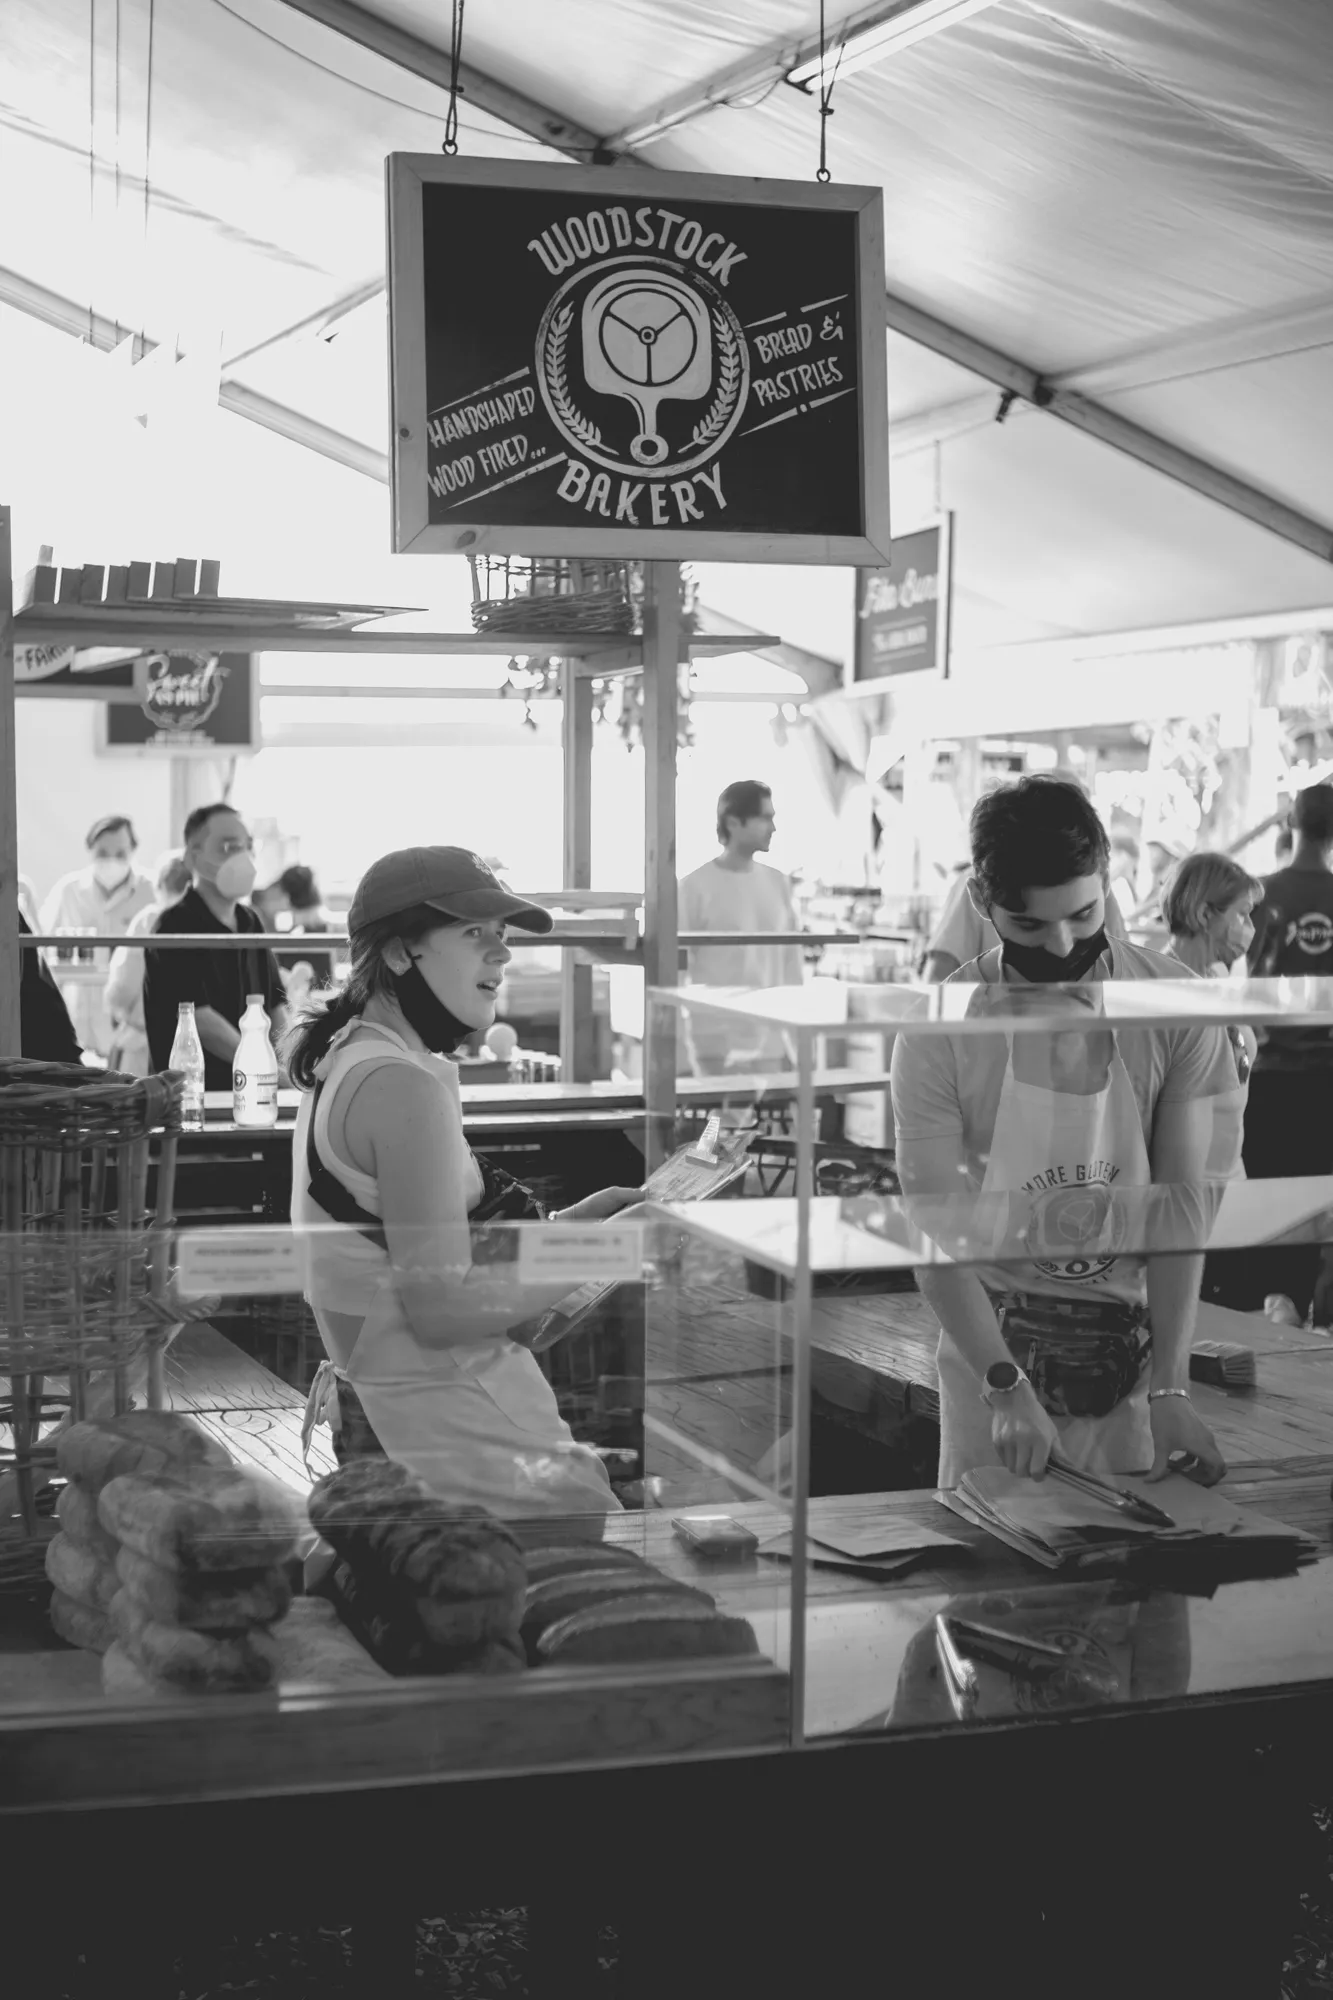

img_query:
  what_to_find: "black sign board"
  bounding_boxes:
[103,653,257,753]
[849,517,952,691]
[387,158,889,565]
[16,644,146,702]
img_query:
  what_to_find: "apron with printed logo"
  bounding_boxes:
[936,1030,1154,1486]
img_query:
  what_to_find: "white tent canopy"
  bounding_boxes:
[4,0,1333,648]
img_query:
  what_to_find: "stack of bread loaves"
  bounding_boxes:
[518,1543,760,1666]
[47,1411,233,1654]
[307,1458,528,1676]
[101,1463,305,1695]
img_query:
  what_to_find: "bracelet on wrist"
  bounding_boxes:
[1147,1387,1191,1404]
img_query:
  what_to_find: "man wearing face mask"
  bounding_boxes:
[891,778,1243,1490]
[40,814,156,1054]
[143,804,287,1088]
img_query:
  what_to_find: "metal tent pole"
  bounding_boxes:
[642,562,680,1172]
[559,659,597,1082]
[0,507,18,1060]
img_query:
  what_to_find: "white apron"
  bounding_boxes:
[936,1029,1154,1485]
[295,1026,616,1521]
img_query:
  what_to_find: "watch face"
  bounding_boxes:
[986,1360,1021,1392]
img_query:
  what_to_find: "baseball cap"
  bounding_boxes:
[347,847,553,936]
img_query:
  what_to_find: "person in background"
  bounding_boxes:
[40,815,156,1055]
[18,913,82,1064]
[104,852,194,1075]
[892,777,1242,1488]
[921,772,1125,982]
[1161,851,1260,1089]
[1108,833,1141,927]
[677,779,804,1075]
[274,865,337,993]
[143,804,288,1091]
[1235,784,1333,1317]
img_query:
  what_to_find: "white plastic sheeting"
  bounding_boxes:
[2,0,1333,645]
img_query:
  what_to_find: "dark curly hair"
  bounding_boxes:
[970,777,1110,913]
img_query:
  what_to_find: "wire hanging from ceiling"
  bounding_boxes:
[140,0,155,360]
[442,0,465,155]
[814,0,843,183]
[88,0,97,343]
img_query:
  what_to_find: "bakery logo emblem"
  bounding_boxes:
[139,652,228,735]
[1027,1183,1120,1283]
[1287,911,1333,957]
[536,258,749,480]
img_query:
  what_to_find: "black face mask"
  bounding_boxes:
[390,958,472,1054]
[1001,927,1108,985]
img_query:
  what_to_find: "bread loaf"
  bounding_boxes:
[538,1603,760,1667]
[56,1412,231,1493]
[99,1467,304,1573]
[322,1559,528,1678]
[522,1545,653,1586]
[45,1531,120,1613]
[102,1640,170,1701]
[521,1572,715,1662]
[49,1589,112,1654]
[110,1590,277,1691]
[115,1545,291,1633]
[56,1480,121,1560]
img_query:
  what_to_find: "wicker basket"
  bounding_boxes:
[468,555,635,637]
[471,587,634,636]
[0,1061,182,1535]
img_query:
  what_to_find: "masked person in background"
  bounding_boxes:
[288,847,640,1526]
[104,852,194,1075]
[142,804,288,1088]
[40,814,156,1054]
[891,778,1243,1489]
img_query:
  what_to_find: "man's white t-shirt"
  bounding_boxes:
[677,858,804,1068]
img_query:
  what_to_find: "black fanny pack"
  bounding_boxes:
[991,1291,1152,1421]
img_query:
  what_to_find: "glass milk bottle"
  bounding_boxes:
[168,1002,206,1132]
[233,994,279,1129]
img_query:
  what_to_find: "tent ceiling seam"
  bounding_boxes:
[1022,1,1333,200]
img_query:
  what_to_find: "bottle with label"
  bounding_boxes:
[168,1002,206,1132]
[233,994,279,1129]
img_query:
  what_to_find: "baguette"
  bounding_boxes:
[56,1412,231,1493]
[45,1531,120,1613]
[115,1545,291,1632]
[521,1572,714,1661]
[56,1481,122,1560]
[522,1545,653,1586]
[537,1603,760,1667]
[110,1590,278,1691]
[49,1589,113,1654]
[99,1467,305,1573]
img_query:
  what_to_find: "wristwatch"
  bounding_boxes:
[982,1359,1030,1406]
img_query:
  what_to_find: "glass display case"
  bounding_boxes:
[648,974,1333,1747]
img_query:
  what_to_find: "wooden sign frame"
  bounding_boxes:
[387,157,889,566]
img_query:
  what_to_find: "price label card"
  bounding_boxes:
[177,1228,306,1299]
[517,1224,644,1283]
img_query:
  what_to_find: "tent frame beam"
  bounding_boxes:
[273,0,617,160]
[883,293,1333,565]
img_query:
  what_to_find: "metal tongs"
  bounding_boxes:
[1045,1449,1176,1530]
[934,1613,1072,1720]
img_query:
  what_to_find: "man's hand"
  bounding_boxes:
[990,1382,1060,1479]
[1146,1395,1226,1486]
[556,1186,645,1223]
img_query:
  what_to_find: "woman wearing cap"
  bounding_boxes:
[40,815,157,1055]
[289,847,641,1525]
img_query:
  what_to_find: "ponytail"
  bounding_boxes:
[283,901,447,1091]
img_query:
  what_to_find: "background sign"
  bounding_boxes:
[849,516,953,691]
[16,645,145,702]
[388,158,889,564]
[102,652,256,753]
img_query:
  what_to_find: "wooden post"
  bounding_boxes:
[559,659,596,1082]
[642,562,681,1173]
[0,506,18,1060]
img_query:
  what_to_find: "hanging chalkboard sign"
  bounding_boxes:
[848,516,953,692]
[102,653,257,753]
[387,158,889,565]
